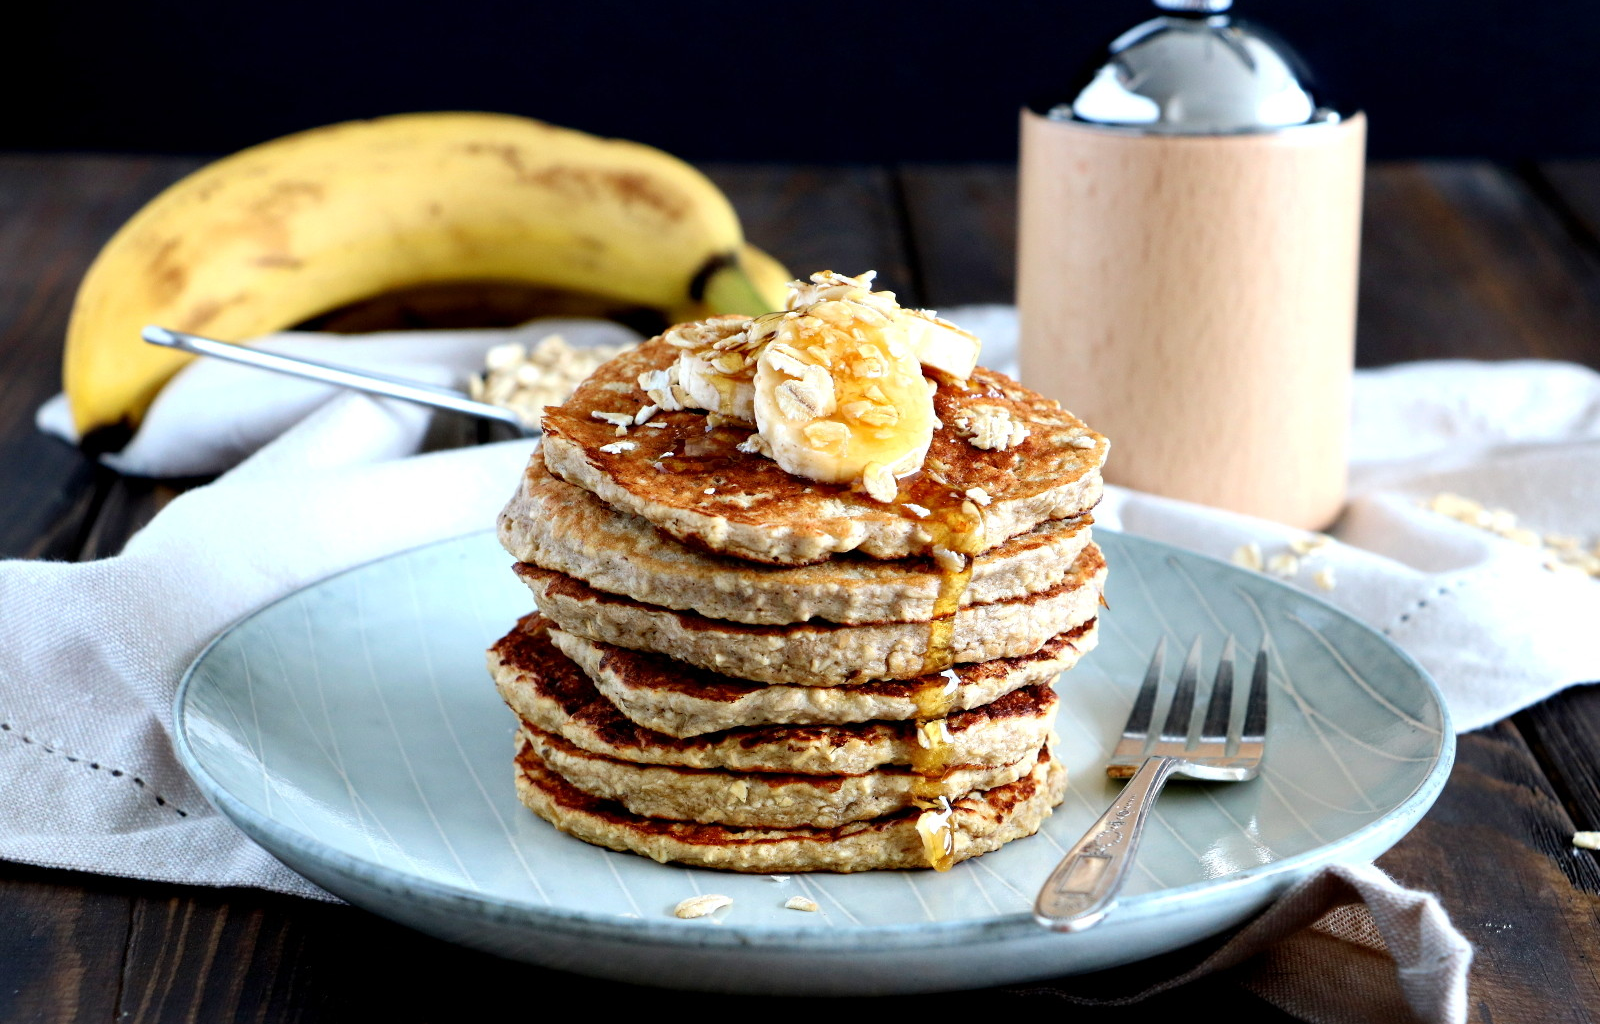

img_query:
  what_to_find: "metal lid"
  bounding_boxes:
[1052,2,1336,134]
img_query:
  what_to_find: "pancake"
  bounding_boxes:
[499,449,1094,626]
[514,735,1068,872]
[548,619,1097,738]
[516,542,1107,686]
[540,337,1107,565]
[491,614,1059,772]
[519,724,1037,829]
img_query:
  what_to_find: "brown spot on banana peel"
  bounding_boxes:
[179,292,248,333]
[247,180,325,219]
[461,142,688,222]
[145,237,187,306]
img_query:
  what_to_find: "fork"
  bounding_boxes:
[141,326,538,436]
[1034,636,1268,932]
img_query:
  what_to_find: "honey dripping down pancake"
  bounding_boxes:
[904,474,987,871]
[493,270,1107,877]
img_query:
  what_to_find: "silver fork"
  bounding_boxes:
[1034,636,1268,932]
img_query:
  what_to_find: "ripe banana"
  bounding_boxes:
[63,111,788,441]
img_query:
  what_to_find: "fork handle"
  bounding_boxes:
[1034,756,1181,931]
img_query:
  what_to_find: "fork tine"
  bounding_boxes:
[1199,635,1236,743]
[1111,637,1165,761]
[1240,647,1269,750]
[1160,636,1202,743]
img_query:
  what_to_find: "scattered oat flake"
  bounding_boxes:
[903,503,931,519]
[1267,553,1300,578]
[1314,567,1336,591]
[964,487,992,507]
[1290,534,1332,557]
[704,487,716,495]
[862,462,898,503]
[932,545,967,574]
[784,896,820,912]
[598,441,637,454]
[1574,832,1600,850]
[674,894,733,919]
[1232,543,1264,572]
[592,410,634,426]
[1422,492,1600,579]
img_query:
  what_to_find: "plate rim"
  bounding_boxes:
[173,527,1456,954]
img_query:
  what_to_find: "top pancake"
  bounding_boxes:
[540,337,1108,565]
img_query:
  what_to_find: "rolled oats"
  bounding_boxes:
[673,894,733,919]
[472,334,628,428]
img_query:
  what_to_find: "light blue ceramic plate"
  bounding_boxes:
[174,529,1452,995]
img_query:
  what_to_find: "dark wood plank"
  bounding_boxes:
[1530,159,1600,256]
[1379,724,1600,1022]
[897,164,1018,308]
[1516,688,1600,864]
[1358,162,1600,369]
[702,164,919,305]
[0,155,200,559]
[0,862,130,1023]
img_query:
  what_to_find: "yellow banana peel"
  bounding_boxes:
[63,111,788,441]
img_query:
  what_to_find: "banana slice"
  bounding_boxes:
[665,315,759,422]
[752,298,935,500]
[787,270,980,381]
[900,309,980,381]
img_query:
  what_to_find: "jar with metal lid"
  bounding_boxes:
[1017,0,1365,529]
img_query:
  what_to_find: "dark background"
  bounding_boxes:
[9,0,1600,161]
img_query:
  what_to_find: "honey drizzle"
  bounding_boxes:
[708,372,739,412]
[901,480,987,871]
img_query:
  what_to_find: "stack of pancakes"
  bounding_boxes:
[488,335,1109,872]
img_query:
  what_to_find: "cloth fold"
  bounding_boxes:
[1015,863,1471,1024]
[19,306,1597,1022]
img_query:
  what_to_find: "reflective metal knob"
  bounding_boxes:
[1154,0,1233,11]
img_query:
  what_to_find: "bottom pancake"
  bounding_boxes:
[513,736,1068,873]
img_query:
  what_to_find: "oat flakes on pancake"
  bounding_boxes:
[539,336,1107,565]
[519,724,1037,829]
[548,619,1098,738]
[499,450,1094,625]
[514,735,1067,872]
[491,615,1059,772]
[516,542,1106,686]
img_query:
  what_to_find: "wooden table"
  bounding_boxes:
[2,156,1598,1022]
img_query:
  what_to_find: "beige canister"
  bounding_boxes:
[1017,2,1365,530]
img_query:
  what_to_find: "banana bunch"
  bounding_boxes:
[63,111,790,441]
